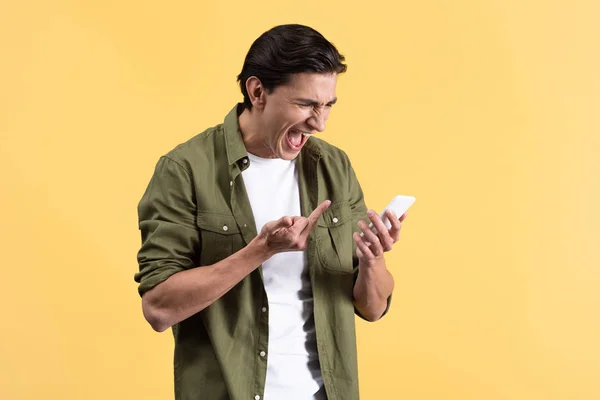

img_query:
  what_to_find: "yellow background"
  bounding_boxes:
[1,0,599,399]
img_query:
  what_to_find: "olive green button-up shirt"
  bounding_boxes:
[135,104,388,400]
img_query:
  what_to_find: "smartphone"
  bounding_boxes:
[370,195,416,233]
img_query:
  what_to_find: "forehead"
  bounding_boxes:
[274,72,337,100]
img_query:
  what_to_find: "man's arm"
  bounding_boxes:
[141,234,272,332]
[141,203,330,332]
[342,154,404,321]
[352,210,405,321]
[353,258,395,322]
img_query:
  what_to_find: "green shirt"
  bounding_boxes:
[135,104,388,400]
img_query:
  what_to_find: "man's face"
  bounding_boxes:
[259,72,338,160]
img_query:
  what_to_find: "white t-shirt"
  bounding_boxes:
[242,152,326,400]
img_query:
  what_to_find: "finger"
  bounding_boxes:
[288,217,309,234]
[290,216,308,230]
[299,200,332,239]
[385,210,402,243]
[358,220,384,256]
[306,200,331,228]
[265,216,293,233]
[399,213,407,222]
[356,247,364,259]
[354,232,375,259]
[367,211,394,252]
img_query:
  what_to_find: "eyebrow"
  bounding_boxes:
[295,97,338,106]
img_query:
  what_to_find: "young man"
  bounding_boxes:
[135,24,406,400]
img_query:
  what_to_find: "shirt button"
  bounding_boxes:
[259,351,266,357]
[261,307,267,313]
[332,217,339,223]
[230,181,233,187]
[254,396,260,400]
[242,158,248,164]
[244,224,247,228]
[222,225,228,232]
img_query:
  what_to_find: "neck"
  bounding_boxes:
[238,107,277,158]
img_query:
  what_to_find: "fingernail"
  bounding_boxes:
[367,210,374,216]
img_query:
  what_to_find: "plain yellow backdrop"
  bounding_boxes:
[1,0,599,399]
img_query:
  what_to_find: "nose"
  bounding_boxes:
[307,114,326,133]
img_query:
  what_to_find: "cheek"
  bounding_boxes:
[272,106,310,140]
[280,110,305,131]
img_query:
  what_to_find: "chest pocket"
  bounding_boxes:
[196,211,244,266]
[315,202,355,273]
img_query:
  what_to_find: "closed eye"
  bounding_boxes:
[294,97,337,108]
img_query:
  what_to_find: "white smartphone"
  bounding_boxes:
[370,195,416,233]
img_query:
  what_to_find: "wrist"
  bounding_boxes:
[247,234,276,263]
[359,256,386,272]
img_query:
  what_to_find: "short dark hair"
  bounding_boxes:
[237,24,347,110]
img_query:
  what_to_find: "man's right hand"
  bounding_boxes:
[257,200,331,255]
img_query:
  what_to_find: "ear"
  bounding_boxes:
[245,76,267,110]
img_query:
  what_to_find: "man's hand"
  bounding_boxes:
[353,209,407,265]
[258,200,331,255]
[352,209,407,321]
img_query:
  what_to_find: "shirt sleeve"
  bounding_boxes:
[346,157,393,321]
[134,156,200,297]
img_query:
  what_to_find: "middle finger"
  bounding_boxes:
[358,219,384,256]
[367,211,394,251]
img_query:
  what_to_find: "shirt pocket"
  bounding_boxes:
[315,202,355,273]
[196,211,244,266]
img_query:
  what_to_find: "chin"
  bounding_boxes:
[276,150,298,161]
[283,153,300,161]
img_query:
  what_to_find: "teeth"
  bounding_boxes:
[289,130,312,138]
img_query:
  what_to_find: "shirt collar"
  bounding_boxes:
[224,103,249,166]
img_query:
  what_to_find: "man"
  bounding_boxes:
[135,24,407,400]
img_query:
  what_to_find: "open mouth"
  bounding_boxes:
[286,129,312,151]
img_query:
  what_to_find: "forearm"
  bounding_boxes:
[142,236,273,332]
[353,258,394,322]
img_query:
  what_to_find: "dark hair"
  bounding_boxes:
[237,24,347,110]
